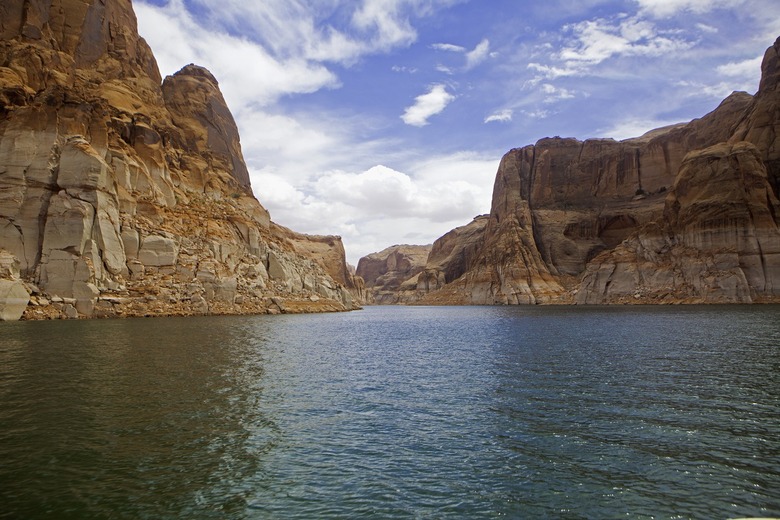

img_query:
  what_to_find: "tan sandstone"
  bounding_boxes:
[0,0,363,320]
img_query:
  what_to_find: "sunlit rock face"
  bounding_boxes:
[359,36,780,305]
[0,0,362,319]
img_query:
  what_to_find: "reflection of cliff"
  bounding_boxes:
[0,0,362,320]
[360,37,780,305]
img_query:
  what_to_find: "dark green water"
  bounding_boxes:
[1,305,779,519]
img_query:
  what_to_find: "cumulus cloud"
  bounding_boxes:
[253,154,497,264]
[485,109,513,123]
[401,84,456,126]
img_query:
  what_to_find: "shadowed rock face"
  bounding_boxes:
[359,36,780,305]
[578,142,780,303]
[356,244,431,304]
[0,0,362,319]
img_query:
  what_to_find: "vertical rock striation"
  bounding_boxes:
[359,36,780,306]
[356,244,431,304]
[0,0,361,319]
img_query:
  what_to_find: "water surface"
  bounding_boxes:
[1,305,779,519]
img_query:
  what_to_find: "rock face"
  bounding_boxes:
[359,36,780,305]
[356,244,431,303]
[578,142,780,303]
[0,249,29,320]
[0,0,362,319]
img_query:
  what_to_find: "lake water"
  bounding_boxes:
[1,305,779,519]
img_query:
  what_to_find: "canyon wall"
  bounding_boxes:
[360,36,780,305]
[356,244,431,304]
[0,0,362,320]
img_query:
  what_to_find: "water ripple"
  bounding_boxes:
[1,306,779,519]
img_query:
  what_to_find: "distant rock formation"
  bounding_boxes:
[356,244,431,303]
[359,36,780,305]
[0,0,362,319]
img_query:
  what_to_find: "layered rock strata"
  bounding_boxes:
[356,244,431,304]
[360,36,780,305]
[0,0,361,319]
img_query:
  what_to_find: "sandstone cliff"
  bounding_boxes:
[356,244,430,304]
[360,36,780,306]
[0,0,361,320]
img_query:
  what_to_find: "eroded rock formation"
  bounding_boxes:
[0,0,362,320]
[356,244,431,303]
[360,36,780,305]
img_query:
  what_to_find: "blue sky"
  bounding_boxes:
[135,0,780,266]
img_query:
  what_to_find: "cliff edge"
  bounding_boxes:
[0,0,362,320]
[359,36,780,305]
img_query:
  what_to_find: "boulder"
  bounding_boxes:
[138,235,178,267]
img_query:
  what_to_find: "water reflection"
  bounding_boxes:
[0,317,279,519]
[1,307,779,519]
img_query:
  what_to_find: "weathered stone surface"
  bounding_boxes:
[138,235,178,267]
[356,244,431,304]
[417,216,488,296]
[0,249,28,320]
[162,64,252,192]
[578,142,780,303]
[730,36,780,195]
[0,280,30,321]
[0,0,362,319]
[0,249,20,279]
[359,36,780,306]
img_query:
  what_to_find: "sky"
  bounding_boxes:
[134,0,780,266]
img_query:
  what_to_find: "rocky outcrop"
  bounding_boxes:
[360,36,780,306]
[730,37,780,195]
[356,244,431,304]
[0,249,29,320]
[0,0,361,319]
[417,215,488,295]
[578,142,780,303]
[161,64,252,191]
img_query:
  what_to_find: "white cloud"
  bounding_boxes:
[635,0,745,18]
[485,109,513,123]
[598,118,681,140]
[716,56,763,77]
[676,79,758,99]
[135,0,338,109]
[695,22,718,33]
[527,62,580,81]
[521,109,551,119]
[351,0,418,52]
[558,16,692,67]
[253,153,497,264]
[401,84,456,126]
[541,83,576,102]
[465,39,491,69]
[432,39,492,71]
[431,43,466,52]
